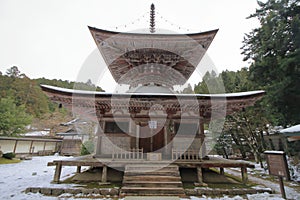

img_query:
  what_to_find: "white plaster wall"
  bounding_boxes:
[31,142,46,153]
[0,140,58,154]
[0,140,15,153]
[15,141,32,154]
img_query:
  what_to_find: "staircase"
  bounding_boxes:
[121,164,185,196]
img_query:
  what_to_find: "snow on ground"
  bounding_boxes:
[0,155,295,200]
[0,155,84,200]
[225,167,300,200]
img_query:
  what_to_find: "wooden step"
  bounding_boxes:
[125,171,180,176]
[122,164,184,196]
[123,181,183,188]
[123,175,181,182]
[125,165,179,172]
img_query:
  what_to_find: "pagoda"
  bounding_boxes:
[41,4,265,196]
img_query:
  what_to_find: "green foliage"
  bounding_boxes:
[0,67,50,117]
[80,140,95,155]
[194,70,225,94]
[0,97,32,136]
[35,78,104,92]
[0,66,104,122]
[179,83,194,94]
[2,152,16,160]
[241,0,300,125]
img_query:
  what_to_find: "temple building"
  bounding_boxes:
[41,4,265,196]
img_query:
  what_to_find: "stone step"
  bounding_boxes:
[121,187,185,196]
[123,175,181,182]
[123,181,183,188]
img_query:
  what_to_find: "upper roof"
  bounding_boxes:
[88,27,218,87]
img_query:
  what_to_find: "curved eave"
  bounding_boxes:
[41,84,265,100]
[88,26,219,40]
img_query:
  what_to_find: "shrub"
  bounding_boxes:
[80,140,95,155]
[3,152,16,159]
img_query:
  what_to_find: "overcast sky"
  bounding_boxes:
[0,0,260,92]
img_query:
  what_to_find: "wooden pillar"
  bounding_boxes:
[199,117,204,135]
[197,167,203,184]
[150,129,153,152]
[136,125,140,149]
[13,140,18,153]
[29,140,34,154]
[53,162,62,183]
[241,166,248,183]
[164,120,169,155]
[199,116,206,158]
[96,119,104,156]
[54,142,58,153]
[102,166,107,183]
[220,167,224,175]
[43,141,47,151]
[76,166,81,173]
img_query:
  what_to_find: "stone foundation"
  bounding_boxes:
[25,186,273,197]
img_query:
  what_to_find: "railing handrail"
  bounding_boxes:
[112,148,144,160]
[172,148,202,160]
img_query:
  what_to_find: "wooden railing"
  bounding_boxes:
[112,148,144,160]
[172,149,202,160]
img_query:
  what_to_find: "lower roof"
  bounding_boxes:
[41,84,265,121]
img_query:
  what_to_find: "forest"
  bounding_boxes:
[0,0,299,161]
[0,66,103,136]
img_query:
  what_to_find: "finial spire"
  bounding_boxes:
[150,3,155,33]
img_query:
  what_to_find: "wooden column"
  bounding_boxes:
[220,167,224,175]
[197,167,203,184]
[199,116,206,158]
[136,124,140,149]
[102,166,107,183]
[241,166,248,183]
[129,119,135,148]
[76,166,81,173]
[53,162,62,183]
[164,120,169,155]
[29,140,34,154]
[96,118,104,156]
[54,142,58,153]
[43,141,47,151]
[13,140,18,153]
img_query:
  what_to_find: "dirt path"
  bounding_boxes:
[225,168,300,200]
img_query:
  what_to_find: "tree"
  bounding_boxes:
[180,83,194,94]
[241,0,300,125]
[6,66,21,78]
[194,70,224,94]
[0,97,32,136]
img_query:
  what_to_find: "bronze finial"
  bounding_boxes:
[150,3,155,33]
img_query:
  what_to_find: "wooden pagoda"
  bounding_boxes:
[41,7,265,195]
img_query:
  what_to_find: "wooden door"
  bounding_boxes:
[139,126,164,153]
